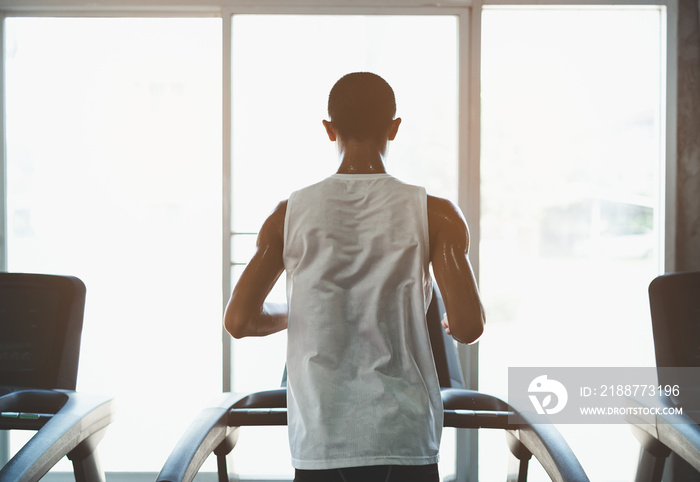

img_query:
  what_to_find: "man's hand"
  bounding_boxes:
[441,313,452,335]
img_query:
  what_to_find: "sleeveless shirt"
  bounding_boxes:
[283,173,443,470]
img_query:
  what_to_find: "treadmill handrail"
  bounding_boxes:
[507,416,590,482]
[443,388,589,482]
[626,394,700,473]
[157,387,590,482]
[0,390,115,482]
[156,392,244,482]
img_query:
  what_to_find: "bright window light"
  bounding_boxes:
[5,17,223,472]
[479,7,665,481]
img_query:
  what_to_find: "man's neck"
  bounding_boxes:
[335,138,388,174]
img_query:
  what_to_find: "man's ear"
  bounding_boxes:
[387,117,402,141]
[322,120,337,142]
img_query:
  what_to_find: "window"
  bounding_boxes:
[5,17,223,472]
[229,14,459,479]
[479,6,666,480]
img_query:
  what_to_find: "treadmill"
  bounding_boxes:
[157,287,589,482]
[0,273,115,482]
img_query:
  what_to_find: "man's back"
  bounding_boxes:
[284,173,443,470]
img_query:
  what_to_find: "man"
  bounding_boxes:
[224,72,485,482]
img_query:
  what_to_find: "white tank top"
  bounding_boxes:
[283,173,442,470]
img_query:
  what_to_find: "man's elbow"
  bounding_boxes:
[223,307,249,339]
[452,311,485,344]
[452,326,484,345]
[223,319,244,339]
[227,326,247,340]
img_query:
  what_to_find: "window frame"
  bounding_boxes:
[0,1,677,480]
[220,8,477,480]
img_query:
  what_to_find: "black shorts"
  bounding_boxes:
[294,464,440,482]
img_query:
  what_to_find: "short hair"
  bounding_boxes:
[327,72,396,142]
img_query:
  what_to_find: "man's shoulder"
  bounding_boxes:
[427,195,463,221]
[294,174,337,193]
[284,176,337,207]
[260,200,288,242]
[272,199,288,223]
[426,195,469,250]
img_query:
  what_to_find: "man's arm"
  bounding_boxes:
[428,195,485,344]
[224,201,288,339]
